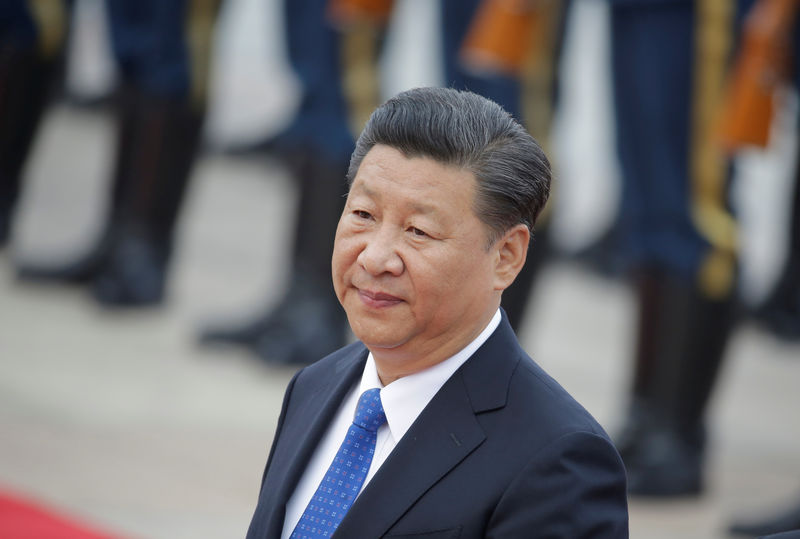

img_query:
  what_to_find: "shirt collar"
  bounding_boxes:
[358,308,502,443]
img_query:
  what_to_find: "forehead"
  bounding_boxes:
[350,145,477,209]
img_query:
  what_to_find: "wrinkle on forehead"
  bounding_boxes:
[350,180,442,217]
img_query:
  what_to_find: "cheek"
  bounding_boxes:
[436,253,494,299]
[412,256,467,302]
[331,236,359,283]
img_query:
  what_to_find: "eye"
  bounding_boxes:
[409,226,428,237]
[354,210,372,220]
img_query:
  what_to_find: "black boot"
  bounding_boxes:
[0,45,60,247]
[15,84,138,283]
[15,229,112,284]
[90,222,172,307]
[250,266,348,365]
[199,150,350,364]
[619,270,736,497]
[17,86,204,307]
[200,266,348,365]
[614,269,669,463]
[91,90,204,306]
[572,219,626,279]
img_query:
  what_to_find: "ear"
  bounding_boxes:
[493,224,530,291]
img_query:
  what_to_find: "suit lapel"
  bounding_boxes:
[334,315,522,538]
[260,346,368,537]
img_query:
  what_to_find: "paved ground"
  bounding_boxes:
[1,1,800,538]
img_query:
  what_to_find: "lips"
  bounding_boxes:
[357,288,403,308]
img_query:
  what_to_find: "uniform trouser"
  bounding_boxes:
[0,0,218,238]
[612,1,737,287]
[102,0,219,240]
[283,0,356,164]
[278,0,358,288]
[107,0,214,100]
[612,0,798,287]
[0,0,218,159]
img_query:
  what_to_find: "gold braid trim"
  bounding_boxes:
[186,0,221,108]
[520,0,563,224]
[691,0,737,298]
[28,0,66,59]
[340,20,383,137]
[520,0,561,154]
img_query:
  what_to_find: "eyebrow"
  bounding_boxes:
[408,201,438,215]
[352,182,440,215]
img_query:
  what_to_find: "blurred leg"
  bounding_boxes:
[17,0,220,306]
[611,0,738,497]
[0,0,67,246]
[198,0,354,364]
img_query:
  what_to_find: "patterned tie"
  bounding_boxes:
[290,388,387,538]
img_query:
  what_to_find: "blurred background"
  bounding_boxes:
[1,0,799,537]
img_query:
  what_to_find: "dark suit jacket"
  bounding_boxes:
[247,314,628,538]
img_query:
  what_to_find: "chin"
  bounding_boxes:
[348,318,407,350]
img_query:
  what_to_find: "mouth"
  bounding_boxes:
[356,288,404,309]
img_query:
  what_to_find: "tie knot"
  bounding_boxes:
[353,388,386,432]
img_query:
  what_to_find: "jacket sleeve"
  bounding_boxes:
[487,430,629,538]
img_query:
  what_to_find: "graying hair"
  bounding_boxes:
[347,87,551,246]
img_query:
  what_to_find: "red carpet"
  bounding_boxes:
[0,490,123,539]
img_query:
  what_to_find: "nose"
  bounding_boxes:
[357,226,404,276]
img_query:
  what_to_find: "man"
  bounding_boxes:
[246,87,628,538]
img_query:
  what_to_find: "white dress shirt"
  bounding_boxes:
[281,309,502,538]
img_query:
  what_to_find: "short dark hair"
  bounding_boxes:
[347,87,551,246]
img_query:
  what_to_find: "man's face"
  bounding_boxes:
[332,144,504,379]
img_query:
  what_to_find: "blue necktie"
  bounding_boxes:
[291,388,387,538]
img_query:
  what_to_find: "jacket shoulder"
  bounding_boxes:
[510,354,612,440]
